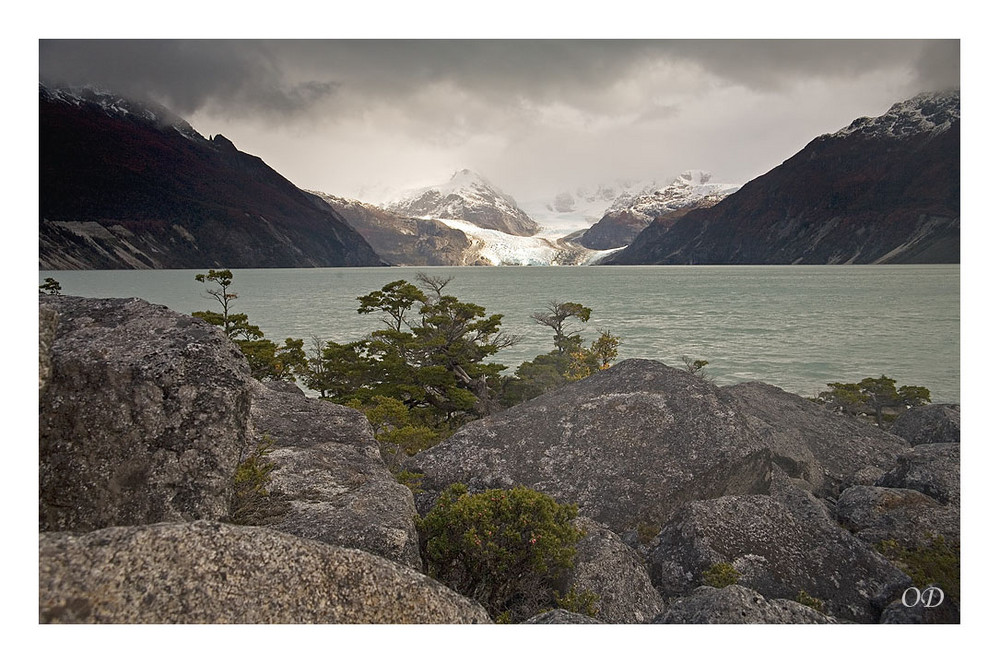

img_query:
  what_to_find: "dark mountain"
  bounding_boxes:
[311,192,480,266]
[39,85,383,269]
[605,91,959,265]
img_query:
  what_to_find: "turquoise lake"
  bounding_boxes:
[38,265,961,404]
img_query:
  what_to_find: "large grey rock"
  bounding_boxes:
[877,443,960,507]
[39,296,251,532]
[890,404,960,446]
[410,360,773,533]
[39,298,58,390]
[649,494,912,623]
[653,585,839,624]
[558,517,663,623]
[723,382,910,498]
[247,381,421,569]
[39,521,490,624]
[836,485,959,548]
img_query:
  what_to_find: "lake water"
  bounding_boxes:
[38,265,961,404]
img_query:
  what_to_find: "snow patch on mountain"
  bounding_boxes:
[386,169,539,236]
[602,170,740,222]
[828,90,959,140]
[40,83,204,141]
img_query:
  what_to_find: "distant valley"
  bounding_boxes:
[39,85,959,269]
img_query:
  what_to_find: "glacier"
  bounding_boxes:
[434,217,622,266]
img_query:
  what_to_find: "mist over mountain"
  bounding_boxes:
[39,84,382,269]
[577,170,739,250]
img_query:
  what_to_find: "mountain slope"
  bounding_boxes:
[386,169,539,237]
[39,85,383,269]
[312,192,476,266]
[605,91,959,265]
[577,170,738,250]
[521,178,661,238]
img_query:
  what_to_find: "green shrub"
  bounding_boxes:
[554,585,600,618]
[229,435,277,525]
[418,483,583,621]
[393,469,425,494]
[702,561,741,588]
[877,536,960,603]
[348,395,447,469]
[795,590,827,614]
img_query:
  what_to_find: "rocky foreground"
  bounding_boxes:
[39,295,960,623]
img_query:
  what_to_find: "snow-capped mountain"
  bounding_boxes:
[40,84,203,141]
[575,170,739,250]
[828,90,959,140]
[521,179,661,238]
[607,90,960,265]
[386,169,539,237]
[603,170,739,221]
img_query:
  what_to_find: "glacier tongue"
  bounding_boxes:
[434,218,620,266]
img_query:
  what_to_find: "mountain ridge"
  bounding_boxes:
[39,84,383,269]
[578,170,739,250]
[604,90,959,265]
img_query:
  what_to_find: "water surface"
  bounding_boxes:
[39,265,960,403]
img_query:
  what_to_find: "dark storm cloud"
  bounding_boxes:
[39,39,959,121]
[39,40,341,116]
[652,40,959,92]
[37,38,961,201]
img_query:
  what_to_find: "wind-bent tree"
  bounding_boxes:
[530,301,592,355]
[306,277,518,432]
[501,302,620,407]
[816,375,931,427]
[39,277,62,295]
[192,270,306,382]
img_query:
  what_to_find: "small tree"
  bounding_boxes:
[352,395,442,470]
[193,270,306,382]
[590,329,621,370]
[702,561,741,588]
[39,277,62,295]
[530,301,592,355]
[682,355,710,379]
[194,269,239,337]
[502,304,620,407]
[306,278,517,429]
[229,435,277,525]
[419,484,583,622]
[816,375,931,427]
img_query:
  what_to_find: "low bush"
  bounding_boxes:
[554,585,600,618]
[877,536,960,603]
[702,561,741,588]
[230,435,277,525]
[795,590,827,614]
[418,483,583,621]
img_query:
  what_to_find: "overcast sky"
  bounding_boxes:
[39,39,959,204]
